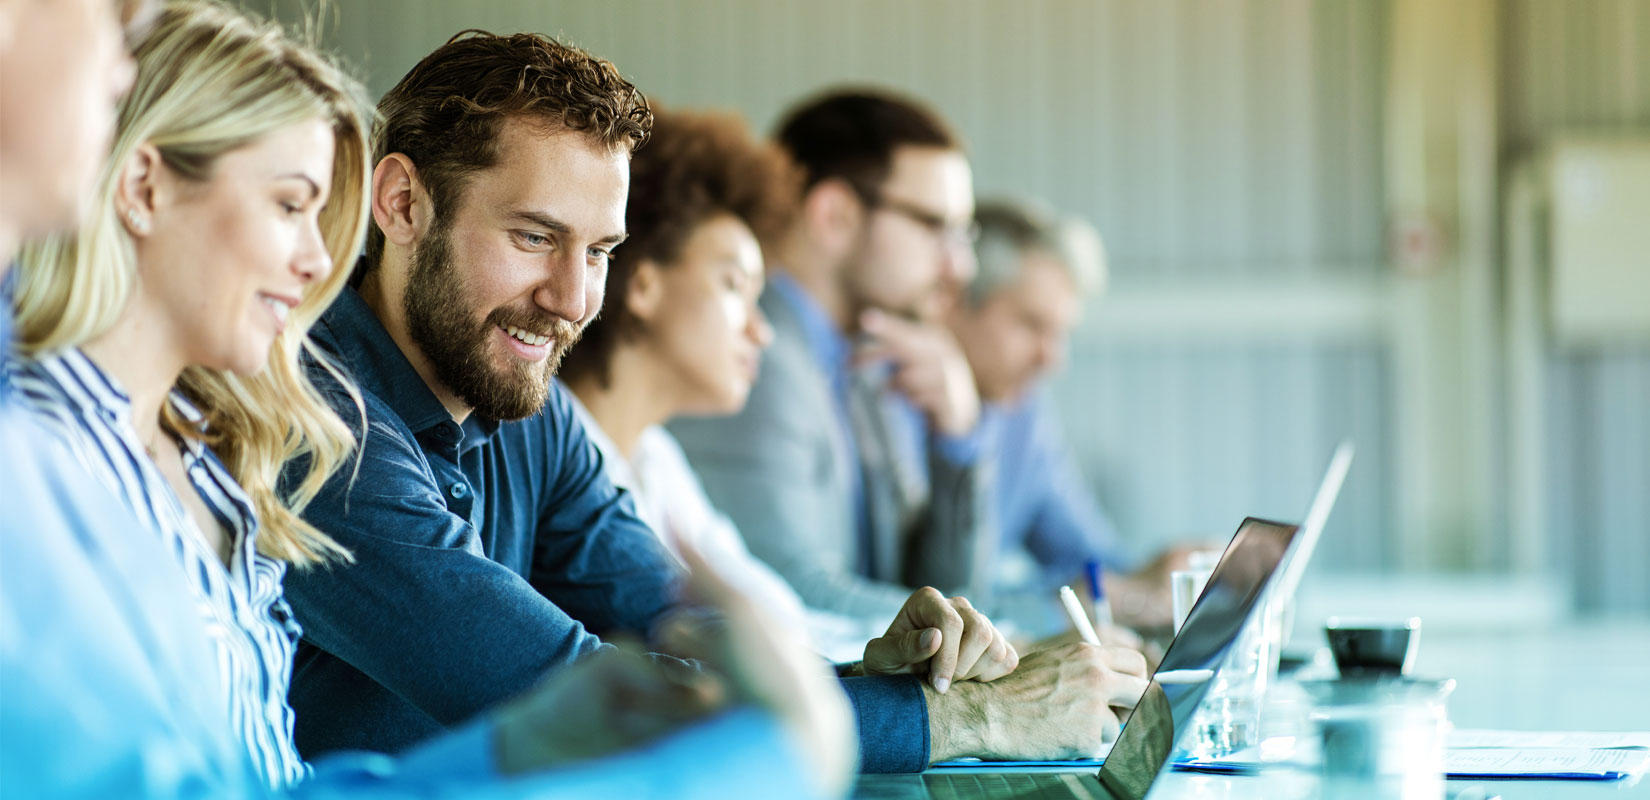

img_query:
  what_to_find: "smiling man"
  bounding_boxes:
[384,117,624,422]
[279,31,676,759]
[3,7,857,799]
[280,31,1112,775]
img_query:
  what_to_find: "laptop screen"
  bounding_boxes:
[1095,517,1297,799]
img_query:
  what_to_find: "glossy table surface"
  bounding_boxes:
[854,616,1650,799]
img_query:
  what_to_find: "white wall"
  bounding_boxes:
[238,0,1650,610]
[1503,0,1650,612]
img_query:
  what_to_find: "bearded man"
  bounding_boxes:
[282,31,1147,774]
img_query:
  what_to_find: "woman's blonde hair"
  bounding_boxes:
[13,0,371,567]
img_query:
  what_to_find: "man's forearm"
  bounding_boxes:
[922,680,990,763]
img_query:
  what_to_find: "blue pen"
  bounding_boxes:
[1084,559,1115,629]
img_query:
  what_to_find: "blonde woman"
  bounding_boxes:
[4,4,858,797]
[7,0,368,787]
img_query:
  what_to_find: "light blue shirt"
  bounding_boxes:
[883,393,998,481]
[881,387,1126,636]
[989,388,1132,582]
[0,303,818,800]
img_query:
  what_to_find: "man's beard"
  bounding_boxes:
[403,220,584,421]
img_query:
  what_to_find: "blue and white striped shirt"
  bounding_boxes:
[7,348,307,789]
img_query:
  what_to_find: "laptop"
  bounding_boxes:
[851,443,1352,800]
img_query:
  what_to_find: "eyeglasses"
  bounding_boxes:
[864,192,980,249]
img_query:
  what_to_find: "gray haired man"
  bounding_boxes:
[948,199,1197,632]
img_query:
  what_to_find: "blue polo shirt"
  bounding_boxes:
[0,277,824,798]
[284,286,929,773]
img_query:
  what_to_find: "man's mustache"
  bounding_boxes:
[486,309,582,341]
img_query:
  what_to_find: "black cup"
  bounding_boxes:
[1325,617,1421,678]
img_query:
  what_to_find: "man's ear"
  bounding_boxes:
[114,143,163,238]
[372,153,429,248]
[801,178,866,262]
[624,259,666,323]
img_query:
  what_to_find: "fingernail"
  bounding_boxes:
[934,677,950,694]
[920,629,939,649]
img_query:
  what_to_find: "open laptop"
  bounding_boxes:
[851,443,1352,800]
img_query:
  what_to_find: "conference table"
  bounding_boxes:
[854,616,1650,798]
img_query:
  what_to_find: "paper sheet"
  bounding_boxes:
[1444,746,1649,779]
[942,730,1650,778]
[1449,729,1650,750]
[1173,731,1650,780]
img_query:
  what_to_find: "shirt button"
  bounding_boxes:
[448,482,469,499]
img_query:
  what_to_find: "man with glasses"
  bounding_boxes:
[666,88,1149,763]
[671,89,997,624]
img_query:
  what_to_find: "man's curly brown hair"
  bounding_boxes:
[559,108,800,388]
[360,30,652,274]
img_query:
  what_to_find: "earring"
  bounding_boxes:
[125,208,149,234]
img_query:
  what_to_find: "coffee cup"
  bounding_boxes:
[1325,617,1421,678]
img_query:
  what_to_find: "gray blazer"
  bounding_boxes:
[669,284,994,621]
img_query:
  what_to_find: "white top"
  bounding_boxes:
[569,394,879,663]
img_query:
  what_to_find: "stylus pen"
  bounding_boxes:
[1059,585,1102,646]
[1084,559,1116,630]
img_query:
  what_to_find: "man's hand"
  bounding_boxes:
[1032,621,1146,654]
[860,586,1018,693]
[492,644,726,774]
[1031,624,1163,675]
[1109,543,1216,630]
[857,309,980,438]
[927,641,1151,762]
